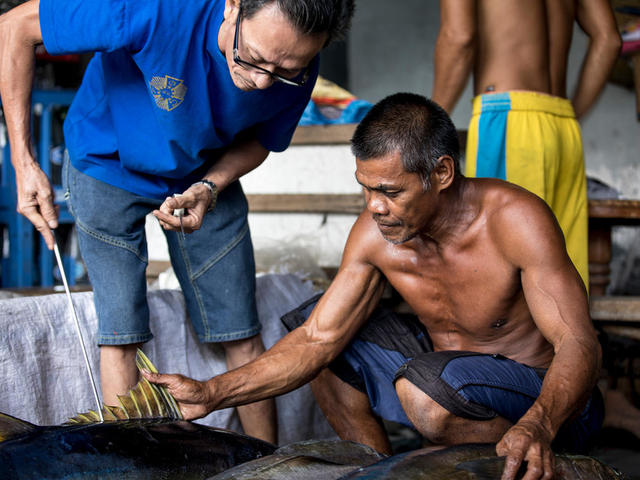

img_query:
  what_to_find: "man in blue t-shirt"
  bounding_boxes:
[0,0,354,442]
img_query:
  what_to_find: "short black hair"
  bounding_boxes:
[240,0,354,45]
[351,93,461,189]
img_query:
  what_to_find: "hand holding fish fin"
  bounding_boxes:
[65,349,182,424]
[142,369,214,421]
[135,349,182,418]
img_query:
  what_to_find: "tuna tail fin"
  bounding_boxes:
[0,412,37,442]
[65,349,183,425]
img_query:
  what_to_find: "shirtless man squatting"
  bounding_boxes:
[145,93,604,480]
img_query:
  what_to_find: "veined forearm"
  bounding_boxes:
[209,265,386,411]
[0,1,40,166]
[521,336,601,437]
[209,328,336,410]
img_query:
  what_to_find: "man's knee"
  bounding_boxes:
[221,334,265,366]
[395,377,454,443]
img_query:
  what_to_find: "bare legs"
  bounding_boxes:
[100,343,142,406]
[223,334,277,444]
[395,377,513,444]
[311,368,392,454]
[311,369,513,453]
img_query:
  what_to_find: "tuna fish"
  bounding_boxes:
[339,443,625,479]
[207,438,386,480]
[0,350,623,479]
[207,438,624,480]
[0,350,276,479]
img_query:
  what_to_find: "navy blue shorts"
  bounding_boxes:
[281,295,604,453]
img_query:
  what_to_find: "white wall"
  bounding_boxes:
[243,145,359,269]
[146,145,360,270]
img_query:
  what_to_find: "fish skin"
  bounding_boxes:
[0,418,276,480]
[208,439,386,480]
[338,444,626,479]
[0,348,624,480]
[0,350,276,479]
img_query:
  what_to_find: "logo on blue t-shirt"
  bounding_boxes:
[149,75,187,111]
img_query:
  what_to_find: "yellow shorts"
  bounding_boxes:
[466,91,588,289]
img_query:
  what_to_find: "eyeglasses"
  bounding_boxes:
[233,7,310,87]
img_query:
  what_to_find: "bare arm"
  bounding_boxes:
[431,0,476,114]
[572,0,621,119]
[0,0,58,248]
[494,195,600,480]
[144,215,386,419]
[153,133,269,232]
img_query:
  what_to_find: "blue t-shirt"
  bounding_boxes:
[39,0,318,198]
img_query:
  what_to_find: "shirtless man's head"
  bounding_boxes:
[352,93,461,190]
[351,93,462,244]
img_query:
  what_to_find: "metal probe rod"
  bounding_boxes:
[53,234,104,422]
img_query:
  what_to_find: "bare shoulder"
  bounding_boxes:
[481,181,567,267]
[341,211,387,265]
[485,181,557,227]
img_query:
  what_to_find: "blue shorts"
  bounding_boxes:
[282,295,604,453]
[64,159,260,345]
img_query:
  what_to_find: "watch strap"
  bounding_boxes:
[191,180,218,211]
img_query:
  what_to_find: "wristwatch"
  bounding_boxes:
[191,179,218,212]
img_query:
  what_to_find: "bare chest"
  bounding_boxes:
[381,244,527,347]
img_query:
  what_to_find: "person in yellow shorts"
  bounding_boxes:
[465,91,588,285]
[431,0,621,289]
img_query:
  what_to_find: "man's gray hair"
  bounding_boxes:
[351,93,461,190]
[240,0,354,45]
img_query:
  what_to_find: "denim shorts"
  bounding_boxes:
[64,159,260,345]
[282,295,604,453]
